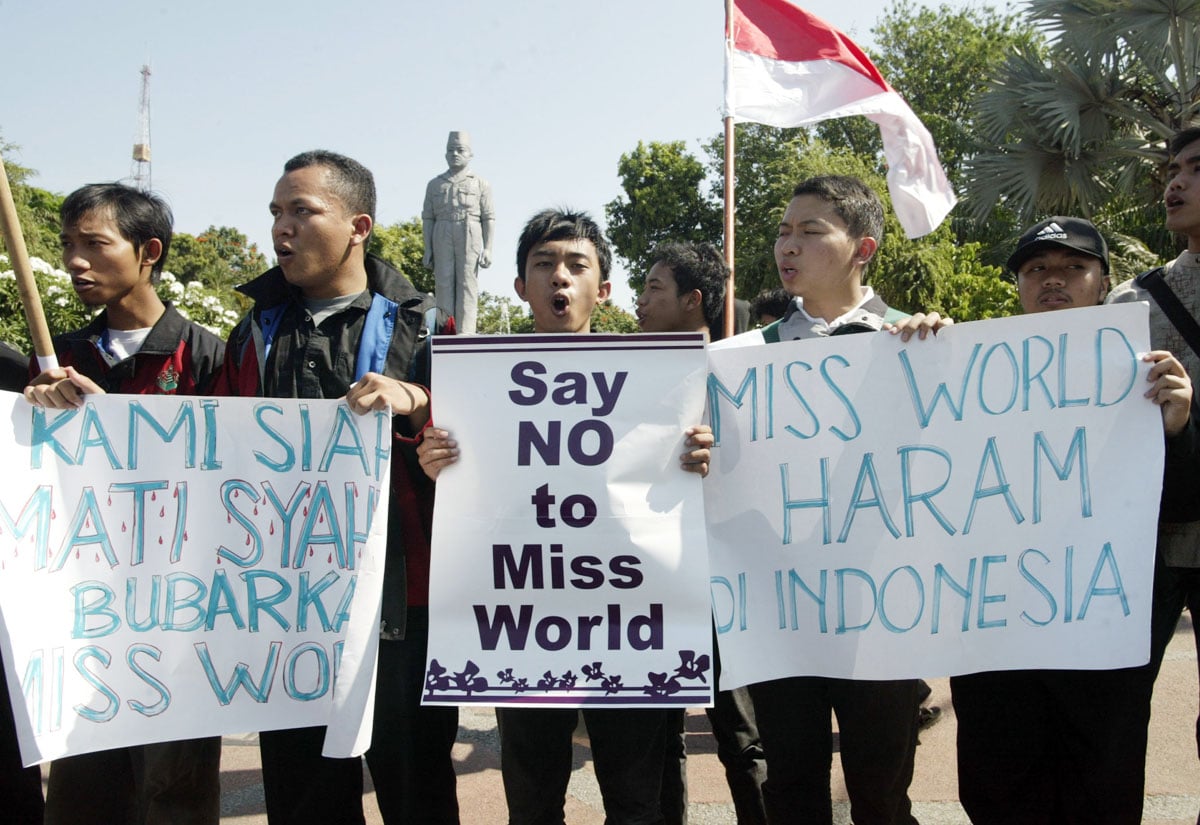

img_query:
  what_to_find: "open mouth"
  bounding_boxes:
[551,294,569,315]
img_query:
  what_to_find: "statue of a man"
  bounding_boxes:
[422,131,494,334]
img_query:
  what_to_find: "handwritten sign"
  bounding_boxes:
[0,393,390,764]
[423,334,713,707]
[706,303,1162,686]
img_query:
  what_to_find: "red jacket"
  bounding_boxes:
[41,303,224,394]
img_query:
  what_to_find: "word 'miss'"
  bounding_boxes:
[708,327,1137,444]
[472,361,663,652]
[706,328,1139,546]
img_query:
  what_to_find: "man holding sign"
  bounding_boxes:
[214,151,457,825]
[950,216,1194,824]
[712,176,944,825]
[25,182,225,825]
[419,209,713,825]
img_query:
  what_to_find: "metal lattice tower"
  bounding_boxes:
[131,65,152,191]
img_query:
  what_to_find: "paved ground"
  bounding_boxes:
[211,614,1200,824]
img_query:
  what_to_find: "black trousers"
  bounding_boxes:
[0,652,44,825]
[748,676,920,825]
[951,666,1152,825]
[496,706,672,825]
[259,608,459,825]
[1147,559,1200,825]
[44,737,222,825]
[660,685,766,825]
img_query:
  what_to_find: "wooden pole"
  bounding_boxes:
[723,0,737,340]
[0,152,58,370]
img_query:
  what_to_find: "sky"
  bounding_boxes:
[2,0,985,311]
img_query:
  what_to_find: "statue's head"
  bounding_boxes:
[446,131,473,172]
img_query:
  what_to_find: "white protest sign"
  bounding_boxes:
[706,303,1161,686]
[0,392,390,764]
[424,333,713,708]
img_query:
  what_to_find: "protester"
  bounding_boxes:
[724,175,945,825]
[0,340,44,825]
[1109,126,1200,821]
[635,241,767,825]
[418,209,712,825]
[212,150,458,825]
[24,182,224,825]
[634,240,767,825]
[748,288,790,327]
[952,215,1193,824]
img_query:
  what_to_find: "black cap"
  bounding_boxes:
[1007,217,1109,275]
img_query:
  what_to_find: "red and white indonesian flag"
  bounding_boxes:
[724,0,956,238]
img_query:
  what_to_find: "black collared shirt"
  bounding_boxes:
[262,290,373,399]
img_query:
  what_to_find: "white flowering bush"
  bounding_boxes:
[157,270,244,336]
[0,254,245,354]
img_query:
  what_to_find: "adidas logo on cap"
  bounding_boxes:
[1034,222,1068,241]
[1007,216,1109,274]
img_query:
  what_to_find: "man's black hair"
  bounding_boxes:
[750,287,792,323]
[283,150,376,226]
[648,241,728,330]
[516,209,612,281]
[1169,127,1200,159]
[791,175,884,245]
[60,183,173,282]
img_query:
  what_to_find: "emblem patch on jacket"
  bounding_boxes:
[157,364,180,393]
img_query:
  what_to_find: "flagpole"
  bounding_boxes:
[723,0,736,340]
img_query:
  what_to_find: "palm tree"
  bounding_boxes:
[965,0,1200,261]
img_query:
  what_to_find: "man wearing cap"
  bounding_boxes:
[949,216,1194,825]
[422,130,494,334]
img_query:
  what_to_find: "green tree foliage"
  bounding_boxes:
[817,2,1040,186]
[589,301,639,334]
[170,225,267,293]
[967,0,1200,262]
[605,141,722,290]
[1,135,65,264]
[368,218,434,294]
[476,291,535,334]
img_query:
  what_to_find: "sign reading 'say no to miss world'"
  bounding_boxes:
[423,333,713,708]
